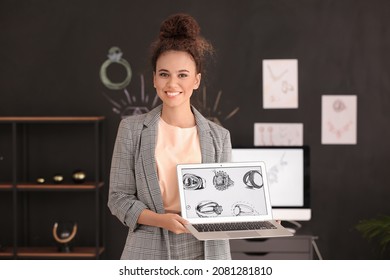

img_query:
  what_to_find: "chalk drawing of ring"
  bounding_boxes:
[100,46,132,90]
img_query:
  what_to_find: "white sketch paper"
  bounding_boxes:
[254,123,303,146]
[262,59,298,108]
[321,95,357,144]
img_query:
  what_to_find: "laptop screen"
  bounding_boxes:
[177,162,273,222]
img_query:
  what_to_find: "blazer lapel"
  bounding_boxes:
[140,105,165,214]
[193,106,215,164]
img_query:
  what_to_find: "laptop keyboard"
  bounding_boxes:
[192,221,277,232]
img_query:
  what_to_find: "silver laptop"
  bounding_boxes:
[177,161,293,240]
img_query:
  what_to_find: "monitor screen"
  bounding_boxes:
[231,146,311,221]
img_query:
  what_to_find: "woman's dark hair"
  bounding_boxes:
[150,13,213,73]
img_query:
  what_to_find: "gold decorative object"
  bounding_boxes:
[53,174,64,184]
[36,178,45,184]
[72,170,86,184]
[52,222,78,252]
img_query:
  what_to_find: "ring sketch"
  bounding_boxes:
[195,201,223,218]
[183,173,205,190]
[243,170,264,189]
[213,170,234,191]
[232,202,258,216]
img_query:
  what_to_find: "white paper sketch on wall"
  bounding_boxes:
[262,59,298,109]
[100,46,159,118]
[195,86,239,126]
[321,95,357,145]
[254,123,303,146]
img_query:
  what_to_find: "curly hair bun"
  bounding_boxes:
[151,13,213,73]
[159,13,200,40]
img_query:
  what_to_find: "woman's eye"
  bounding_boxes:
[179,73,188,78]
[159,72,169,77]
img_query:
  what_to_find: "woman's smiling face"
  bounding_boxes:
[153,50,201,110]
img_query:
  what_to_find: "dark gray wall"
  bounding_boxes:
[1,0,389,259]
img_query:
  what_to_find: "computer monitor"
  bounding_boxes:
[231,146,311,221]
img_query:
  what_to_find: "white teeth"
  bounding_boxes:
[167,92,180,97]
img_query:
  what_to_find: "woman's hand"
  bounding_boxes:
[158,213,190,234]
[138,209,189,234]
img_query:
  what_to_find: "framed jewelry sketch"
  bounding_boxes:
[262,59,298,109]
[321,95,357,145]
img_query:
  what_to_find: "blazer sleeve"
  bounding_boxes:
[221,129,232,163]
[108,118,148,232]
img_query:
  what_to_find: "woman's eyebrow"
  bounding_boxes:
[158,69,190,73]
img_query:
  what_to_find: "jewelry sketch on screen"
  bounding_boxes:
[321,95,357,145]
[231,148,304,207]
[232,202,259,216]
[182,173,206,190]
[262,59,298,109]
[181,166,268,219]
[254,123,303,146]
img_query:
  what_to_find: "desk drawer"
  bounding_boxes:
[230,236,312,253]
[231,252,311,260]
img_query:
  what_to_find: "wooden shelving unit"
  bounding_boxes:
[16,182,104,191]
[0,247,14,258]
[0,116,105,259]
[0,183,13,190]
[17,247,105,258]
[0,116,105,122]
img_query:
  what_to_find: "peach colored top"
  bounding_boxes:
[155,118,202,213]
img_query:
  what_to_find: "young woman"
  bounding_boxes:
[108,13,232,260]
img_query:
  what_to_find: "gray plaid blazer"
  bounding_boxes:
[108,104,232,259]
